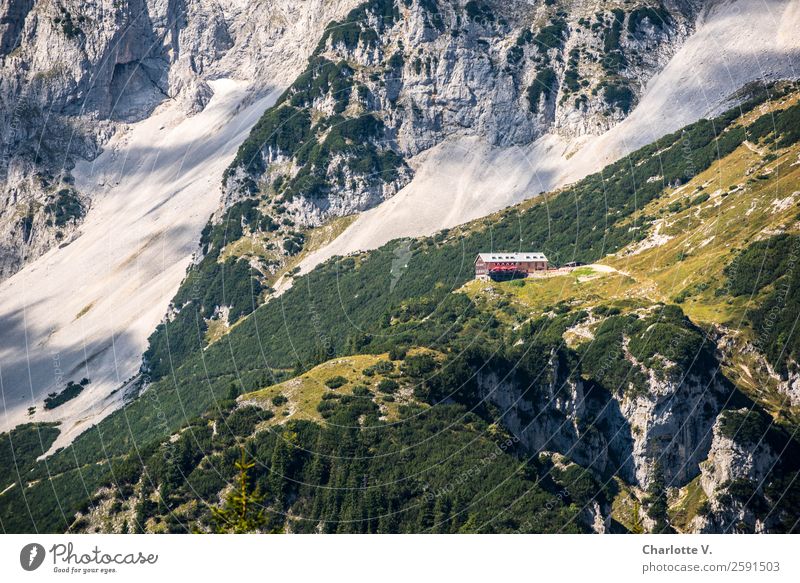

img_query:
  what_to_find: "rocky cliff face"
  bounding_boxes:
[693,414,780,533]
[0,0,361,281]
[221,0,698,235]
[616,368,729,489]
[475,338,800,534]
[477,347,730,492]
[464,304,783,532]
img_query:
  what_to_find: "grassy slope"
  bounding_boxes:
[462,89,800,404]
[241,351,432,425]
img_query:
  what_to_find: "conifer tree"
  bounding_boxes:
[212,448,268,533]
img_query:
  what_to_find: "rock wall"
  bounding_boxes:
[477,347,730,491]
[221,0,699,233]
[693,415,781,533]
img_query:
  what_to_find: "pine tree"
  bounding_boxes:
[212,448,269,533]
[433,495,452,533]
[417,494,435,531]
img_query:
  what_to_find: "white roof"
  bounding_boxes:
[476,252,548,262]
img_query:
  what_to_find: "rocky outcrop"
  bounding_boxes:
[701,416,779,494]
[616,367,729,488]
[472,334,800,533]
[478,364,623,478]
[478,314,733,489]
[777,371,800,407]
[692,413,781,533]
[0,0,35,56]
[477,346,729,491]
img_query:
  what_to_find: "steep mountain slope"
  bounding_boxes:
[0,0,362,280]
[0,0,362,445]
[4,0,798,451]
[461,91,800,531]
[136,0,708,394]
[0,79,281,449]
[3,81,799,534]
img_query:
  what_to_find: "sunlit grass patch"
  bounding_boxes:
[240,351,431,425]
[669,474,707,532]
[611,479,643,534]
